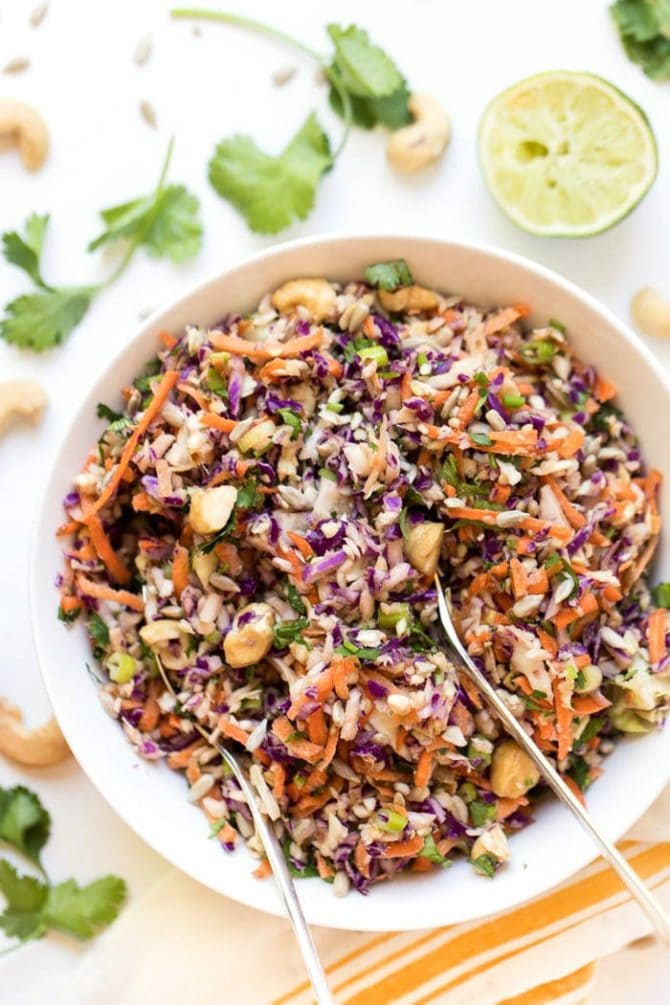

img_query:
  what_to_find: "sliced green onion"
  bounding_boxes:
[472,853,496,878]
[326,401,344,413]
[375,807,408,833]
[377,604,411,630]
[469,799,496,827]
[277,408,303,441]
[319,468,337,481]
[459,782,478,803]
[548,318,566,333]
[652,582,670,609]
[106,651,137,684]
[205,630,222,645]
[357,345,389,368]
[520,340,556,364]
[502,392,525,408]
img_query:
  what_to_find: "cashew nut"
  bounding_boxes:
[378,285,439,314]
[0,697,70,767]
[192,549,218,589]
[224,603,275,668]
[631,287,670,341]
[470,823,510,863]
[404,521,444,577]
[188,485,237,535]
[0,380,48,437]
[237,418,276,455]
[386,94,450,174]
[271,278,337,322]
[140,619,191,670]
[0,100,50,172]
[489,739,541,798]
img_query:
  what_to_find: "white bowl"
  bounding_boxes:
[32,234,670,931]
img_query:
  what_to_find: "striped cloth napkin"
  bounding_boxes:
[66,787,670,1005]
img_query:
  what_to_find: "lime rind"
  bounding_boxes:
[478,70,658,238]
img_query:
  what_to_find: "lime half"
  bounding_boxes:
[478,71,657,237]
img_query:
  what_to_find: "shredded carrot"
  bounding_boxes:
[276,331,326,358]
[563,775,586,806]
[411,856,434,872]
[415,748,433,788]
[201,413,239,433]
[86,371,179,518]
[316,852,335,880]
[131,492,160,513]
[253,859,272,879]
[594,374,617,403]
[445,506,572,543]
[381,835,424,858]
[272,764,286,800]
[159,329,177,349]
[322,353,343,379]
[401,372,413,402]
[307,708,328,746]
[572,692,611,715]
[59,594,81,613]
[553,679,573,761]
[213,822,237,845]
[218,719,251,746]
[210,332,275,362]
[545,477,586,529]
[484,306,522,336]
[171,543,190,600]
[527,568,549,595]
[56,520,81,537]
[648,608,667,665]
[287,531,315,559]
[513,301,531,318]
[332,657,357,701]
[557,426,585,459]
[353,841,371,879]
[509,558,528,599]
[456,388,480,428]
[84,513,131,584]
[468,572,489,596]
[319,727,339,769]
[75,574,144,612]
[497,795,528,821]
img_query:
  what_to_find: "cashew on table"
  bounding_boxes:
[0,380,48,436]
[386,94,451,173]
[0,698,70,767]
[0,100,50,172]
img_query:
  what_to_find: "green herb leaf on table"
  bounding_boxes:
[42,875,127,940]
[0,862,126,946]
[2,213,50,287]
[89,184,202,263]
[0,286,95,352]
[610,0,670,80]
[0,861,49,943]
[0,787,50,869]
[208,113,332,234]
[325,24,411,129]
[652,582,670,608]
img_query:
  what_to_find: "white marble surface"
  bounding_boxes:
[1,0,668,1000]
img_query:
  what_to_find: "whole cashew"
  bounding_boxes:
[631,287,670,341]
[0,100,50,172]
[378,284,439,313]
[386,94,451,173]
[0,380,48,437]
[0,698,70,767]
[271,278,336,322]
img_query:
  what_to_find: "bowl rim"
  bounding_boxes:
[31,230,670,930]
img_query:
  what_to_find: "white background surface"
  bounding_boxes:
[0,0,668,1001]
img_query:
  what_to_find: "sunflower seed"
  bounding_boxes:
[3,57,30,74]
[139,100,157,128]
[134,35,152,66]
[271,65,296,87]
[30,2,49,27]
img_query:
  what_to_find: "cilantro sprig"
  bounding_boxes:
[610,0,670,80]
[172,9,412,233]
[0,786,126,952]
[1,140,202,352]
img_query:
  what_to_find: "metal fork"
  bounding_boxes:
[154,653,333,1003]
[434,575,670,942]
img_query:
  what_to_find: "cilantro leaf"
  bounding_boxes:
[286,581,307,615]
[87,613,110,657]
[327,25,404,98]
[0,786,50,868]
[419,835,451,866]
[277,407,303,440]
[273,616,310,648]
[0,286,94,351]
[0,861,49,942]
[610,0,670,80]
[89,185,202,263]
[43,875,126,939]
[208,113,332,234]
[0,863,126,945]
[365,259,413,291]
[472,853,496,878]
[652,582,670,608]
[328,78,411,130]
[96,402,124,422]
[2,213,50,287]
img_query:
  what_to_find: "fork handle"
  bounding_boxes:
[434,578,670,942]
[202,728,334,1004]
